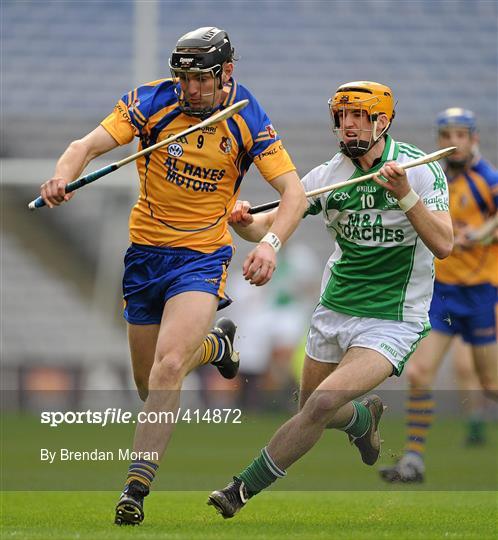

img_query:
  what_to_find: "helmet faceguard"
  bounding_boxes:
[169,27,234,119]
[329,81,395,159]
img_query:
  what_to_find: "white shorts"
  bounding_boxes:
[305,304,430,376]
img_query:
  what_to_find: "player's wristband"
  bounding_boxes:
[259,232,282,253]
[398,189,420,213]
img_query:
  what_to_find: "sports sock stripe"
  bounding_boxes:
[341,403,358,431]
[261,447,286,478]
[125,460,159,489]
[199,334,224,365]
[405,389,434,458]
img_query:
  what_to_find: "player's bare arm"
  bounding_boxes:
[264,171,307,243]
[242,171,307,286]
[462,213,498,247]
[40,126,119,208]
[452,213,498,251]
[373,162,453,259]
[229,202,277,241]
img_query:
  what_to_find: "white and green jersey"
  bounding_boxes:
[303,135,449,323]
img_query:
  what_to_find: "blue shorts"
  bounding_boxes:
[429,281,497,345]
[122,243,233,325]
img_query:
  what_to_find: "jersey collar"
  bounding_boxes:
[221,78,238,108]
[351,135,399,174]
[381,134,398,163]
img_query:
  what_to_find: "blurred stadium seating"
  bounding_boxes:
[2,0,497,160]
[1,0,496,392]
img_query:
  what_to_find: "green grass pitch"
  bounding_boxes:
[1,491,496,539]
[1,413,497,538]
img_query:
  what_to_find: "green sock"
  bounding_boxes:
[238,447,286,497]
[467,418,486,442]
[342,401,371,439]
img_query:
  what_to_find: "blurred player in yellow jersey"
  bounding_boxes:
[380,108,498,483]
[39,27,307,525]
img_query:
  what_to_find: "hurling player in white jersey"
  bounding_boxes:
[207,81,454,519]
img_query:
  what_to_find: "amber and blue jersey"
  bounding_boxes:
[101,78,295,253]
[435,157,498,286]
[430,157,498,344]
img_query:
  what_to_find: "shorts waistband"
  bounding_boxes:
[435,281,497,293]
[130,243,234,257]
[131,243,203,256]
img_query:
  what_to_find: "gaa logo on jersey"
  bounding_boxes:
[219,136,232,154]
[332,191,350,201]
[384,190,399,208]
[167,143,184,157]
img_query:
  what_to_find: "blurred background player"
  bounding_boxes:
[224,244,320,412]
[380,107,498,483]
[207,82,453,518]
[38,26,307,525]
[451,337,494,445]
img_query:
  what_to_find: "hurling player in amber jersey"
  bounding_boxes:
[39,27,306,525]
[380,108,498,484]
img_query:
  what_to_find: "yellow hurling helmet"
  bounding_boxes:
[329,81,395,158]
[330,81,395,121]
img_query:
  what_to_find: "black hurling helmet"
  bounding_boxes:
[169,27,234,118]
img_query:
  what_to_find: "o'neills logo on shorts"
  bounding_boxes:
[380,343,399,358]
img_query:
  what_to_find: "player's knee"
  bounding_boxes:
[478,376,498,401]
[150,353,186,386]
[304,391,341,424]
[453,361,474,380]
[406,362,432,388]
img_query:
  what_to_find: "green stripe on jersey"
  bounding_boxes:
[398,238,418,319]
[398,144,446,184]
[320,237,417,321]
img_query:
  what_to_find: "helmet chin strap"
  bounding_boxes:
[340,118,391,159]
[340,139,371,159]
[339,119,377,159]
